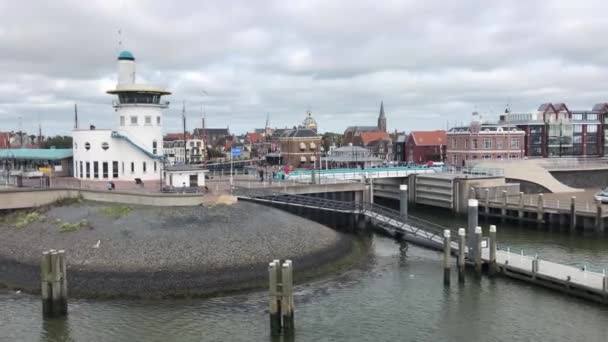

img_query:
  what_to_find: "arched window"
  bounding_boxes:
[101,142,109,150]
[85,142,91,150]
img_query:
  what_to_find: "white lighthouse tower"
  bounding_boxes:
[72,51,171,186]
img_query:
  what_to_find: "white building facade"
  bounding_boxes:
[73,51,169,182]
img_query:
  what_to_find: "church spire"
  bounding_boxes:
[378,101,387,132]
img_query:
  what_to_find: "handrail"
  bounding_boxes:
[111,131,162,159]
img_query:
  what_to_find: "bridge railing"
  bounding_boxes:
[479,192,599,214]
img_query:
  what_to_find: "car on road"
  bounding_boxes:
[594,188,608,203]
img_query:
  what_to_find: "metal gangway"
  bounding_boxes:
[234,186,458,250]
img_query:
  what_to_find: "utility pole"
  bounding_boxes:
[182,101,188,164]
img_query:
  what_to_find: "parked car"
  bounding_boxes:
[594,188,608,203]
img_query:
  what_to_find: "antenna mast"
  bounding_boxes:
[182,100,188,164]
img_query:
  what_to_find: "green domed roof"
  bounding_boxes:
[118,50,135,60]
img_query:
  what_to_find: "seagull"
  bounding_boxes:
[93,240,101,249]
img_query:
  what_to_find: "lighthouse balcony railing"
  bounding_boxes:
[112,100,169,108]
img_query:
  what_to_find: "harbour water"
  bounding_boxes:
[1,208,608,342]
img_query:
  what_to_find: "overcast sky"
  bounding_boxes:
[2,0,608,136]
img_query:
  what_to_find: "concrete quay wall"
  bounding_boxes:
[0,188,206,209]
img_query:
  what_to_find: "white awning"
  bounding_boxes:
[310,155,316,162]
[310,142,316,149]
[300,156,307,162]
[299,142,306,150]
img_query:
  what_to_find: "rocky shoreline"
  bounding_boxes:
[0,200,368,298]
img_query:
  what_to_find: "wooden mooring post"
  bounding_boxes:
[457,228,466,283]
[595,199,604,233]
[41,249,68,317]
[501,190,507,222]
[443,229,451,286]
[537,194,544,227]
[570,196,577,232]
[268,259,295,336]
[518,192,524,219]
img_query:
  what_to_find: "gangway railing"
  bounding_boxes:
[234,186,460,246]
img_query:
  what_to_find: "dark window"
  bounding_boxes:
[112,161,119,178]
[102,162,109,179]
[153,141,157,154]
[154,162,157,172]
[86,162,90,178]
[85,142,91,150]
[143,162,147,173]
[102,142,109,150]
[93,161,99,179]
[131,162,135,173]
[122,162,125,174]
[79,161,83,178]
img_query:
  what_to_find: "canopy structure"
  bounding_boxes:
[0,149,73,160]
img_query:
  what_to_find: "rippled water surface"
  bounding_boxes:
[2,208,608,342]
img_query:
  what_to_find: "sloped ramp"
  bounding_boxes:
[475,160,582,193]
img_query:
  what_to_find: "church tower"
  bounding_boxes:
[377,101,387,132]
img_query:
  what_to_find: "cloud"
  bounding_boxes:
[1,0,608,136]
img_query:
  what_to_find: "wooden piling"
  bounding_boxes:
[281,260,295,335]
[268,260,281,335]
[457,228,466,283]
[595,199,604,233]
[532,256,539,279]
[537,194,544,226]
[41,251,52,316]
[40,249,68,317]
[501,190,507,222]
[518,192,524,219]
[474,226,482,275]
[443,230,451,286]
[489,225,497,276]
[570,196,577,232]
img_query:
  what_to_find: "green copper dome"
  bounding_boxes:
[118,50,135,61]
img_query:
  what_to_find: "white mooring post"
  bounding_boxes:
[443,230,451,286]
[532,254,539,279]
[489,225,497,276]
[474,226,482,275]
[268,259,295,336]
[457,228,466,283]
[400,184,408,220]
[467,199,479,261]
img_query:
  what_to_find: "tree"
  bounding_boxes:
[43,135,73,149]
[321,132,343,153]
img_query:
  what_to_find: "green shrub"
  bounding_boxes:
[99,205,132,219]
[59,219,89,233]
[14,212,45,229]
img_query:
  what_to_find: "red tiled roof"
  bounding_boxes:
[246,132,262,144]
[410,130,446,146]
[164,133,193,141]
[359,131,389,146]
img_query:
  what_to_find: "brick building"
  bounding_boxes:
[404,130,447,164]
[278,128,321,168]
[446,113,525,167]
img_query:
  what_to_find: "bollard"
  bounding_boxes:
[443,230,451,286]
[399,184,408,220]
[570,196,577,232]
[457,228,466,283]
[489,225,497,276]
[467,199,479,261]
[474,226,482,275]
[268,260,281,335]
[41,249,68,317]
[369,177,374,204]
[281,260,295,335]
